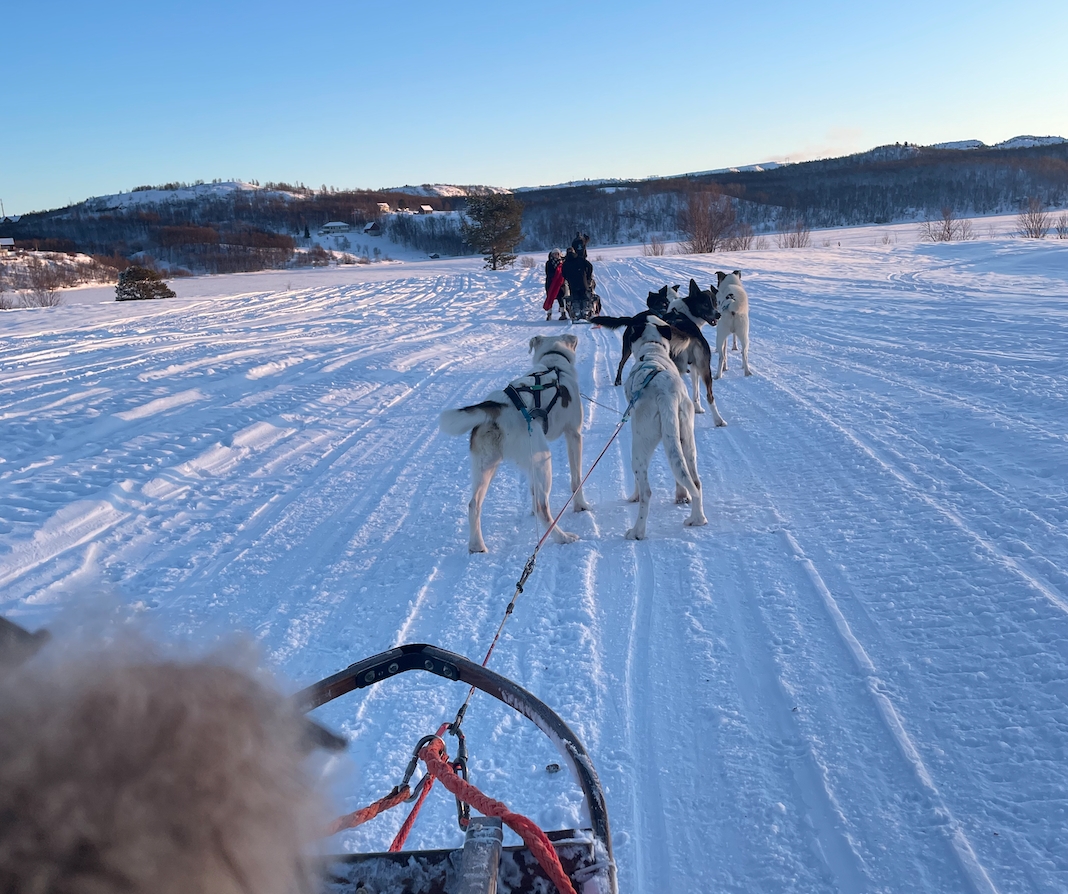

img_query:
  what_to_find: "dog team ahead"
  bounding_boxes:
[440,271,752,551]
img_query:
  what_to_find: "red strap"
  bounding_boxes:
[419,739,577,894]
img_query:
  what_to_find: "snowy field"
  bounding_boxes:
[2,224,1068,893]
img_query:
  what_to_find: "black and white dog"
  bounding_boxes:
[439,334,589,553]
[623,318,707,540]
[593,279,727,426]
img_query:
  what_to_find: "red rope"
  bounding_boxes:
[388,774,437,851]
[418,738,577,894]
[326,785,411,835]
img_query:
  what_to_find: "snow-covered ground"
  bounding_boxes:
[2,225,1067,893]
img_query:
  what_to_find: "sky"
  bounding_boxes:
[4,0,1067,215]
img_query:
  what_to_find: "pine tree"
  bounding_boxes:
[461,194,524,269]
[115,266,176,301]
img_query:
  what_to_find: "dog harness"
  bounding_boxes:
[504,367,571,434]
[623,362,660,422]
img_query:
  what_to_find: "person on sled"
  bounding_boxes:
[561,233,602,321]
[543,249,569,320]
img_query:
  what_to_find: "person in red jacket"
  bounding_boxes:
[544,249,568,320]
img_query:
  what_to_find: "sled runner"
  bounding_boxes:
[301,643,617,894]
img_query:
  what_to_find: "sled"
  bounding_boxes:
[566,293,602,323]
[1,613,615,894]
[301,643,617,894]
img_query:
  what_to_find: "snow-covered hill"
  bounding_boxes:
[3,227,1067,892]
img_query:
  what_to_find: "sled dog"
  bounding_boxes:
[594,280,727,426]
[623,318,707,540]
[666,279,723,414]
[714,270,752,378]
[439,334,589,553]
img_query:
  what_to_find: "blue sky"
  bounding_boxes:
[4,0,1066,214]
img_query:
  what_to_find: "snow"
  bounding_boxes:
[927,136,1067,151]
[2,222,1068,893]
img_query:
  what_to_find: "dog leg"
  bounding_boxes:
[732,334,739,352]
[529,452,579,544]
[467,451,502,553]
[625,465,652,540]
[739,322,752,376]
[700,367,728,427]
[565,430,590,511]
[614,342,631,387]
[714,334,729,380]
[679,404,707,527]
[625,430,657,540]
[690,366,705,414]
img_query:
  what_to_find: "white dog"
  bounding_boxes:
[623,319,707,540]
[440,334,589,553]
[714,270,752,378]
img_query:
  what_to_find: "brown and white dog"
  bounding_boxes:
[440,334,589,552]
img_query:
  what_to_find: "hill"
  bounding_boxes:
[2,136,1066,272]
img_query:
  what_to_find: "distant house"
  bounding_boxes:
[419,205,434,215]
[319,221,352,235]
[363,221,382,237]
[0,237,14,253]
[376,202,391,214]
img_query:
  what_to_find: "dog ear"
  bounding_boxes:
[688,278,701,297]
[709,283,718,297]
[672,284,681,293]
[656,324,673,341]
[529,336,542,354]
[716,271,727,284]
[561,333,579,351]
[733,270,741,279]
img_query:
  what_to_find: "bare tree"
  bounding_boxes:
[776,214,811,248]
[0,262,14,310]
[1017,197,1050,239]
[725,223,755,251]
[679,187,736,253]
[26,258,66,307]
[1055,211,1068,239]
[641,235,666,256]
[919,206,969,242]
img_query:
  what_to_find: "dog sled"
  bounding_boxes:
[2,611,615,894]
[566,292,602,324]
[303,643,617,894]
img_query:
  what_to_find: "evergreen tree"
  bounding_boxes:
[115,266,176,301]
[461,194,524,269]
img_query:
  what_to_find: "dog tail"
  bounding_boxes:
[656,391,700,494]
[439,401,505,436]
[590,315,633,330]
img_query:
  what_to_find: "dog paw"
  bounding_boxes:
[693,404,705,414]
[469,543,488,554]
[684,515,708,527]
[553,529,580,544]
[624,527,644,540]
[627,491,639,503]
[744,370,753,377]
[675,491,691,504]
[714,417,728,428]
[573,499,591,512]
